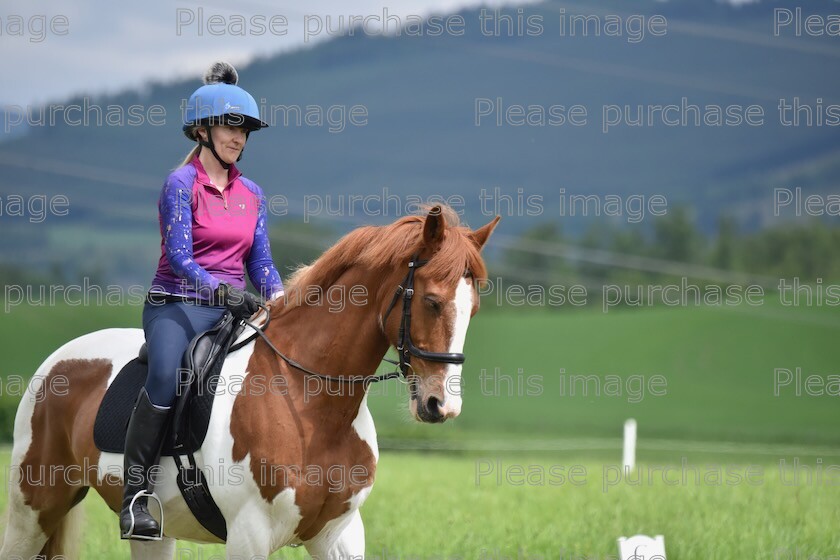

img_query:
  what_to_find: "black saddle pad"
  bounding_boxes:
[93,352,225,456]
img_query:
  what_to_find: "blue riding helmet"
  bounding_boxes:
[182,82,268,139]
[183,62,268,168]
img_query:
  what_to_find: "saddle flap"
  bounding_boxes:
[169,312,241,451]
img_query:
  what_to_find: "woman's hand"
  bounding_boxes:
[215,283,261,319]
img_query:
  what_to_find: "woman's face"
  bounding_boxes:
[200,125,248,164]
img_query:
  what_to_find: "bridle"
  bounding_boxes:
[238,253,468,391]
[381,253,466,378]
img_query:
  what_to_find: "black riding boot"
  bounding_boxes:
[119,387,171,540]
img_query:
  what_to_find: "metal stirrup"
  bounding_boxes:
[123,490,165,541]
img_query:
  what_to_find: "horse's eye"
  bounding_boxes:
[424,296,442,313]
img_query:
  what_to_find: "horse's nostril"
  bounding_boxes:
[426,396,442,416]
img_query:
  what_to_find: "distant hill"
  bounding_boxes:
[1,0,838,283]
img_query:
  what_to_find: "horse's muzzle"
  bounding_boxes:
[413,394,451,423]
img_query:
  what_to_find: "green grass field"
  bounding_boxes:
[0,301,838,556]
[1,449,838,559]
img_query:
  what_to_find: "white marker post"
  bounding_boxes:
[623,418,637,473]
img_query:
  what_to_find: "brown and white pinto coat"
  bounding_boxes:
[0,206,499,560]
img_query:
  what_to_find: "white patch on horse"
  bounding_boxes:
[347,485,373,510]
[305,491,369,558]
[352,393,379,462]
[440,277,472,418]
[202,339,304,550]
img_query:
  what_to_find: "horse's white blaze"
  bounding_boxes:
[440,277,473,418]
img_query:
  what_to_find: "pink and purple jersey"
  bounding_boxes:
[150,156,283,300]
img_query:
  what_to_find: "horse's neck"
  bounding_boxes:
[263,268,391,417]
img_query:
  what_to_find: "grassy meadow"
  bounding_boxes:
[0,449,837,559]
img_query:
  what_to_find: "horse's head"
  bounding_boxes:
[278,205,498,422]
[380,206,499,423]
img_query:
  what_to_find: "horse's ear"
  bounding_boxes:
[470,215,501,250]
[423,205,445,247]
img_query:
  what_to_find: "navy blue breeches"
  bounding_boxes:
[141,301,227,408]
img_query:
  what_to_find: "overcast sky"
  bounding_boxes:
[2,0,558,107]
[3,0,759,107]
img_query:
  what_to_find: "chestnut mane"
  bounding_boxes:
[279,206,488,311]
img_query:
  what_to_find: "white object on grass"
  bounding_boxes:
[618,534,666,560]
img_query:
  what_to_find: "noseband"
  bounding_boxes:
[240,253,468,387]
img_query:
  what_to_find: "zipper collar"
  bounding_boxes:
[191,154,242,189]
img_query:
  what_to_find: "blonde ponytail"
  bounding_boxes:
[177,144,201,169]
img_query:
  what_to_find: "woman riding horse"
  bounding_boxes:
[121,61,284,540]
[1,204,499,559]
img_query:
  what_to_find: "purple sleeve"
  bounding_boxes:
[160,177,221,294]
[244,182,284,298]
